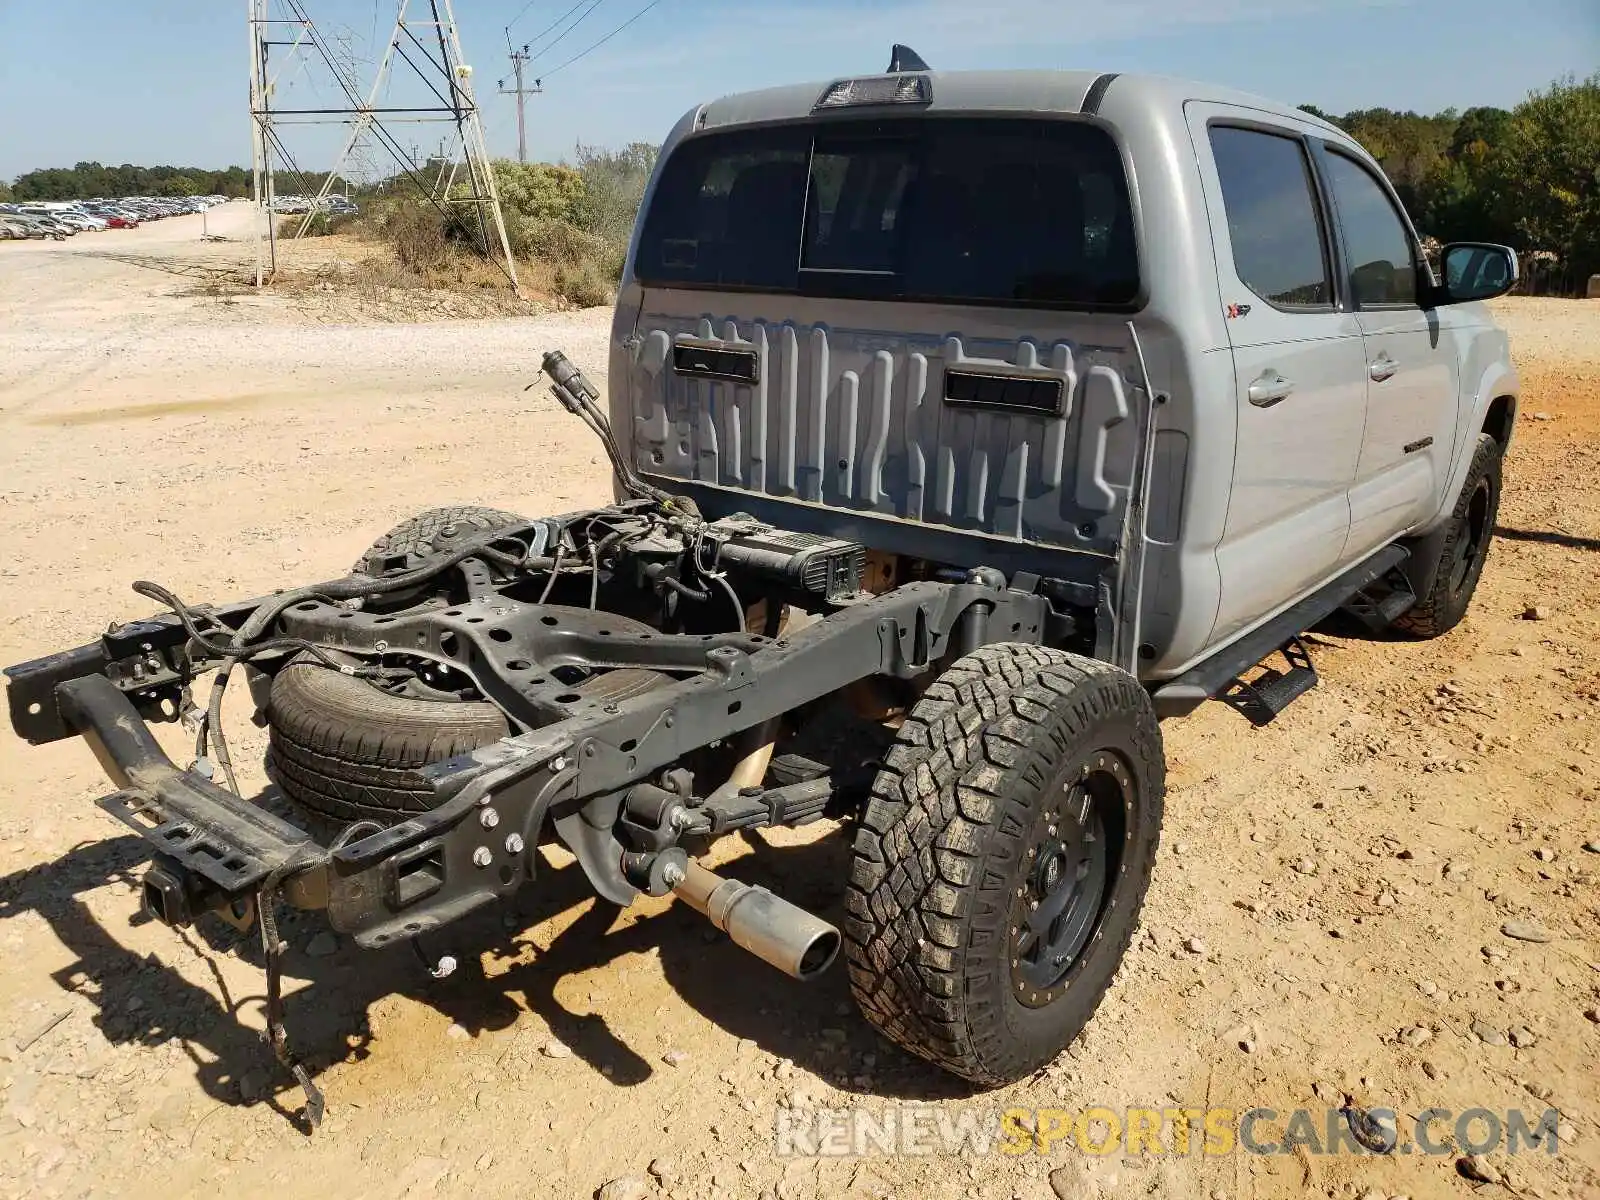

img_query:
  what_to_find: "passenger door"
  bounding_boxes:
[1317,148,1460,557]
[1190,111,1369,645]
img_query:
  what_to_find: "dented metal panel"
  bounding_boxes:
[626,312,1143,555]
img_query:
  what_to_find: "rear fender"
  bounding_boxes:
[1401,351,1516,600]
[1419,348,1518,536]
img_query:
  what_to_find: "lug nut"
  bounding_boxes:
[472,846,493,868]
[479,807,500,829]
[504,833,525,855]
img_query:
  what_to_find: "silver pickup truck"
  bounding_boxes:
[4,55,1519,1120]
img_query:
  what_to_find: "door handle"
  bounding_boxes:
[1247,371,1295,407]
[1369,354,1399,382]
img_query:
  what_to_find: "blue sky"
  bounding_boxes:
[0,0,1595,181]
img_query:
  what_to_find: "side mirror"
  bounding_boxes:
[1433,242,1519,305]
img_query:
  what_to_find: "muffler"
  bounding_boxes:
[672,861,840,980]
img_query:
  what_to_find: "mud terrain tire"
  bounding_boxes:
[356,504,527,574]
[845,644,1164,1085]
[1395,434,1502,639]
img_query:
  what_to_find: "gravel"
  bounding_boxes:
[1502,919,1555,943]
[1470,1019,1508,1047]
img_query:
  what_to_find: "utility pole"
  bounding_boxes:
[498,43,541,164]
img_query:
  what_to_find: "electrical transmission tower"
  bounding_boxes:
[246,0,520,293]
[498,43,542,165]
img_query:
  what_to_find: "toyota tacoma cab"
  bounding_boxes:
[4,56,1521,1124]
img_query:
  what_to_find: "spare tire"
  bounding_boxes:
[266,653,509,824]
[357,504,528,574]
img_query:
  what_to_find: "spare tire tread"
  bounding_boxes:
[267,655,509,824]
[357,504,527,572]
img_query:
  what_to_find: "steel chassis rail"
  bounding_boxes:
[6,574,1048,947]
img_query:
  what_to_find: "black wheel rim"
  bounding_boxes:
[1448,476,1493,595]
[1009,751,1130,1007]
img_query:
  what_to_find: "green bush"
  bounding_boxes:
[384,201,450,274]
[491,161,586,224]
[505,214,608,267]
[350,146,656,297]
[488,145,656,292]
[293,211,359,238]
[552,261,612,308]
[571,142,658,252]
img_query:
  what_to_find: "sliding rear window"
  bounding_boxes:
[635,117,1139,309]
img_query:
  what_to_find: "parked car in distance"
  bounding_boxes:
[55,211,106,232]
[9,215,68,239]
[0,194,233,240]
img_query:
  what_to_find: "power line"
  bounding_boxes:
[506,0,586,45]
[526,0,609,63]
[504,0,543,31]
[541,0,664,78]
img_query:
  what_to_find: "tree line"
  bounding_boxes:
[1302,73,1599,293]
[6,74,1594,292]
[4,162,253,201]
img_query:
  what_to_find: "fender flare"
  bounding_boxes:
[1401,357,1518,600]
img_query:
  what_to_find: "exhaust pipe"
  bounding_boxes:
[672,861,840,981]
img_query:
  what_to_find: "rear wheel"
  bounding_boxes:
[844,645,1164,1085]
[1396,434,1502,639]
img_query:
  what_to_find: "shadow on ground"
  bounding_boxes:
[1494,523,1600,552]
[0,806,972,1136]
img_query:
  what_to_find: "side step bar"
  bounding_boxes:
[1151,545,1409,720]
[1340,565,1418,633]
[1218,636,1318,727]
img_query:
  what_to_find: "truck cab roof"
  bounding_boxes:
[689,69,1347,141]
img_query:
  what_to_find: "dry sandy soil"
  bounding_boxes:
[0,212,1596,1200]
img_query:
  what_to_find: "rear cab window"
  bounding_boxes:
[635,117,1140,309]
[1206,125,1333,310]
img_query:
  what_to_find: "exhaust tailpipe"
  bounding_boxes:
[673,861,840,981]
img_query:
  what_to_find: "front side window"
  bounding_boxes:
[1208,126,1333,309]
[635,117,1140,309]
[1323,151,1419,307]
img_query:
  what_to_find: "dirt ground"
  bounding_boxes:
[0,217,1596,1200]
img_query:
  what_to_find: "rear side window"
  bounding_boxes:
[635,117,1140,309]
[1323,151,1418,307]
[1208,126,1332,309]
